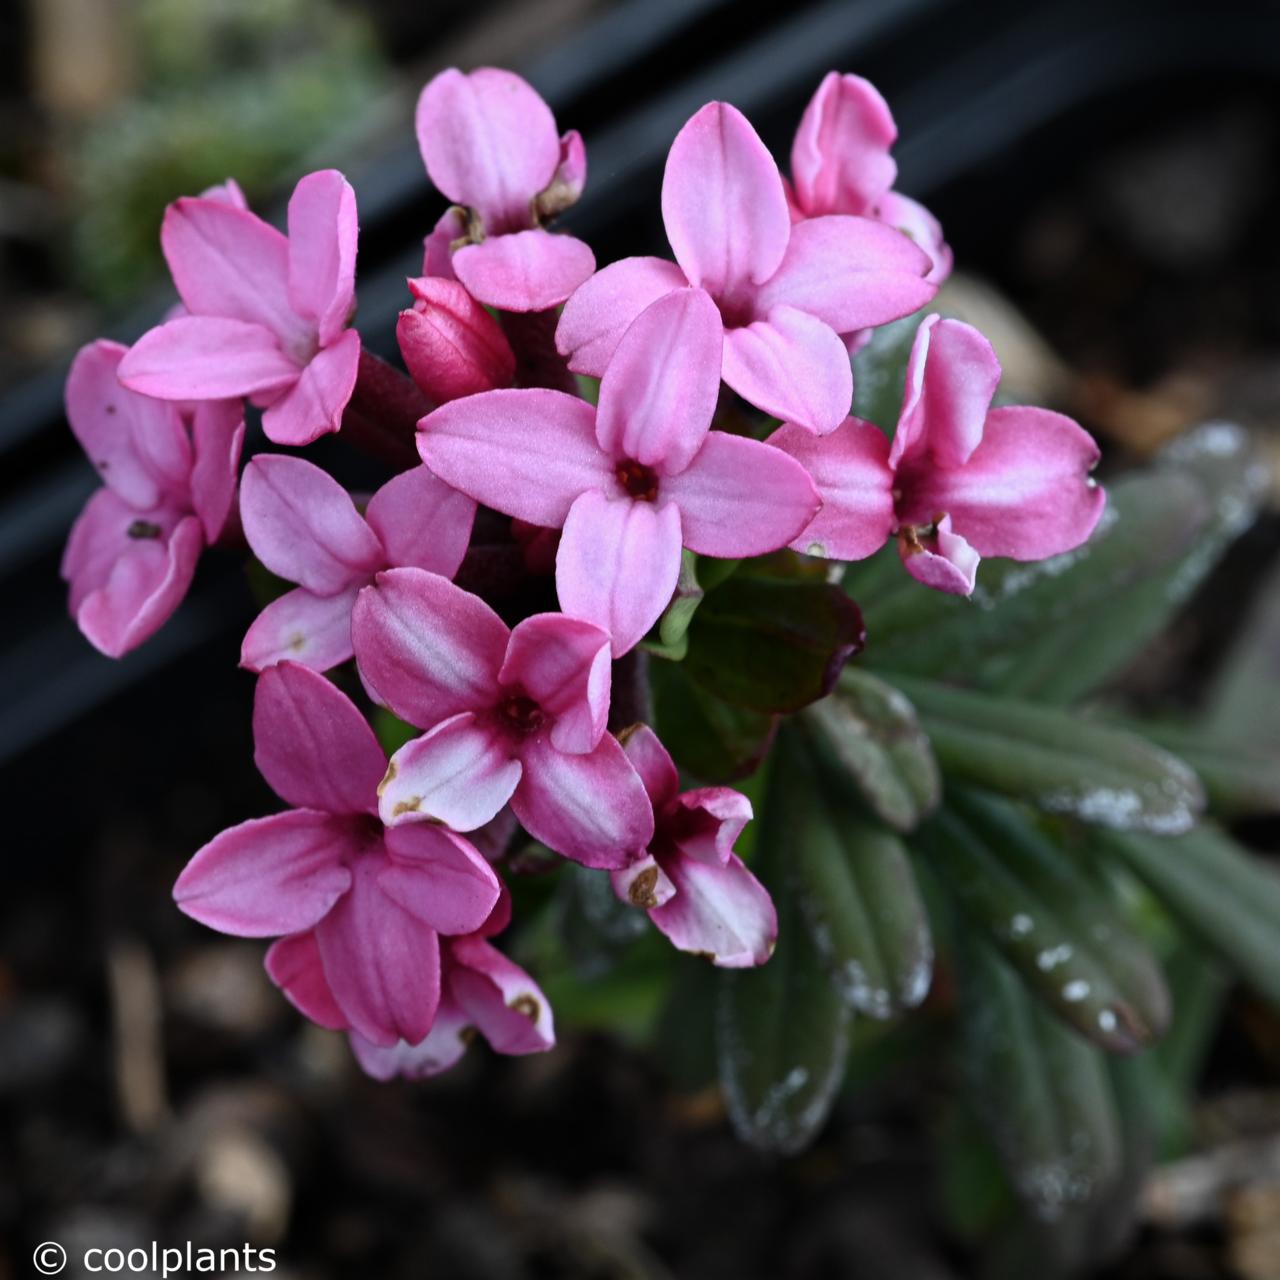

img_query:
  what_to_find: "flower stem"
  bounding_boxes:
[342,349,432,469]
[500,310,578,394]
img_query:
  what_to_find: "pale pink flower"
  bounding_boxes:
[61,339,243,657]
[610,726,775,967]
[118,170,361,447]
[557,101,936,435]
[175,661,500,1048]
[238,455,475,673]
[351,567,654,869]
[416,67,595,312]
[421,288,821,656]
[770,315,1106,594]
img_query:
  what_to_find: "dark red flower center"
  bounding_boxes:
[498,692,546,736]
[127,520,162,540]
[616,459,660,501]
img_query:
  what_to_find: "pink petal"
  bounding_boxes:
[174,810,356,937]
[755,215,934,334]
[419,389,612,528]
[663,430,821,558]
[198,178,248,209]
[501,613,612,754]
[449,935,555,1055]
[555,490,683,658]
[260,329,361,447]
[878,191,952,285]
[118,316,299,401]
[767,416,895,560]
[899,406,1105,560]
[661,102,790,297]
[351,567,508,727]
[240,585,359,674]
[555,255,688,377]
[899,515,980,595]
[265,930,347,1030]
[188,398,245,542]
[380,824,501,935]
[649,851,776,967]
[65,340,191,508]
[379,712,521,831]
[722,305,852,435]
[611,854,678,909]
[62,488,174,610]
[670,787,753,865]
[619,723,680,808]
[595,288,723,474]
[422,207,464,280]
[349,1002,471,1079]
[511,732,654,869]
[286,169,358,347]
[315,857,441,1047]
[543,128,587,211]
[452,230,595,312]
[364,463,476,579]
[416,67,561,228]
[890,315,1000,470]
[239,453,382,595]
[252,661,385,816]
[790,72,897,217]
[160,195,305,345]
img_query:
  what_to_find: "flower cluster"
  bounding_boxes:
[62,67,1104,1078]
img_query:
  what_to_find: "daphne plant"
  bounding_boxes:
[61,64,1280,1272]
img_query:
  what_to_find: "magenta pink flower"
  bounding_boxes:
[416,67,595,312]
[556,101,937,435]
[175,661,500,1047]
[118,170,361,447]
[770,315,1106,594]
[351,567,654,869]
[239,455,475,673]
[610,726,776,967]
[396,276,516,404]
[61,339,244,657]
[421,288,821,656]
[788,73,952,289]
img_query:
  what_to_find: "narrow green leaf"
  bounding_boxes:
[1099,824,1280,1008]
[803,667,940,831]
[891,675,1204,834]
[657,549,704,649]
[684,575,865,713]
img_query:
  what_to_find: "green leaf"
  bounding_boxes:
[684,575,865,713]
[923,793,1170,1051]
[890,675,1204,834]
[657,550,704,649]
[803,667,940,831]
[850,311,922,430]
[1098,824,1280,1008]
[372,706,418,756]
[716,792,851,1154]
[650,658,776,783]
[955,933,1125,1222]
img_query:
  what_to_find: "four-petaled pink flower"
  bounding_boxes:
[788,73,952,290]
[62,339,244,657]
[421,288,821,656]
[175,661,501,1048]
[352,567,654,868]
[417,67,595,312]
[770,314,1106,594]
[611,726,776,967]
[556,100,937,435]
[118,170,361,447]
[239,454,476,673]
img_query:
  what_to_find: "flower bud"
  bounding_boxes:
[396,277,516,404]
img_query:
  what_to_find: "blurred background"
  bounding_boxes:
[3,0,1280,1276]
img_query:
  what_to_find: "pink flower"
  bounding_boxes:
[61,339,244,657]
[611,726,775,967]
[118,170,361,447]
[174,661,500,1047]
[421,288,821,656]
[557,101,937,435]
[769,315,1106,594]
[416,67,595,312]
[351,567,654,869]
[788,73,952,288]
[396,276,516,403]
[238,454,475,673]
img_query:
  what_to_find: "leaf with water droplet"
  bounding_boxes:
[891,675,1204,835]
